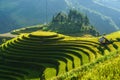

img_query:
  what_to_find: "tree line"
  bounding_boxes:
[44,9,99,36]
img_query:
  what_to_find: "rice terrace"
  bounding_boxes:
[0,31,120,80]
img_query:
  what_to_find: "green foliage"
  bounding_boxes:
[0,31,120,80]
[0,37,12,45]
[80,53,120,80]
[2,38,7,43]
[47,9,99,36]
[9,9,100,36]
[52,50,120,80]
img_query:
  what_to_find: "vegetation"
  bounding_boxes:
[11,24,44,34]
[44,9,99,36]
[1,1,120,79]
[0,36,12,45]
[11,9,99,36]
[1,0,120,34]
[0,30,120,80]
[0,0,67,33]
[52,50,120,80]
[80,53,120,80]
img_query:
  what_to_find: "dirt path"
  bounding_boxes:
[0,33,18,38]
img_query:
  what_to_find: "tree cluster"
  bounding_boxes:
[46,9,99,36]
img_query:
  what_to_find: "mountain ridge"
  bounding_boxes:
[0,0,120,33]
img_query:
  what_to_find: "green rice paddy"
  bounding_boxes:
[0,31,120,80]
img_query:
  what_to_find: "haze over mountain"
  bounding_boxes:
[0,0,68,33]
[0,1,120,79]
[0,0,120,34]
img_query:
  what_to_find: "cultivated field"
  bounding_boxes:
[0,31,120,80]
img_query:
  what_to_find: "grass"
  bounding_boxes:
[52,50,120,80]
[0,36,12,45]
[11,25,44,34]
[0,30,120,80]
[80,54,120,80]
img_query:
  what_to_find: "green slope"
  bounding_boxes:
[52,31,120,80]
[80,53,120,80]
[52,50,120,80]
[11,24,44,34]
[0,31,120,80]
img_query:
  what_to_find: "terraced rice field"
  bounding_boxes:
[0,31,120,80]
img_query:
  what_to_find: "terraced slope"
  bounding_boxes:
[80,53,120,80]
[0,31,120,80]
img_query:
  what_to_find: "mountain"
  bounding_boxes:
[46,9,99,36]
[0,11,18,33]
[0,0,68,33]
[95,0,120,9]
[0,0,120,34]
[66,0,120,33]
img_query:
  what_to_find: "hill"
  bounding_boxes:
[0,33,16,45]
[68,0,120,33]
[44,9,99,36]
[80,53,120,80]
[0,11,18,33]
[11,24,44,34]
[0,30,120,80]
[0,0,120,34]
[10,9,99,36]
[0,0,67,33]
[52,31,120,80]
[52,49,120,80]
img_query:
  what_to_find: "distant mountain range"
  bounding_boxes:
[0,0,120,34]
[0,0,67,33]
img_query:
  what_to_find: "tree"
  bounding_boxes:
[52,12,67,24]
[84,15,90,26]
[47,9,99,36]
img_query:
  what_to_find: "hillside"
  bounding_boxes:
[11,24,44,34]
[0,30,120,80]
[10,9,99,36]
[0,33,16,45]
[0,0,68,33]
[45,9,99,36]
[80,53,120,80]
[52,49,120,80]
[0,0,120,34]
[68,0,120,33]
[95,0,120,9]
